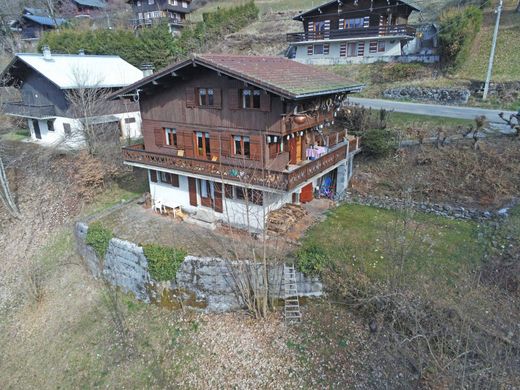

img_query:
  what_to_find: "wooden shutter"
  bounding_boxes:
[260,92,270,112]
[154,128,164,147]
[220,133,231,156]
[188,177,197,206]
[186,87,196,108]
[213,88,222,109]
[209,137,220,159]
[228,89,240,110]
[150,170,157,183]
[249,136,262,161]
[214,182,223,213]
[307,45,313,55]
[357,42,365,57]
[170,173,179,187]
[369,41,378,54]
[323,43,330,55]
[225,184,234,199]
[340,42,347,57]
[338,18,344,30]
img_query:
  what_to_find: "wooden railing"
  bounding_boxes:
[123,137,360,191]
[287,25,416,42]
[3,102,55,118]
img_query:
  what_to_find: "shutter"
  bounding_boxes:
[186,87,196,108]
[357,42,365,56]
[338,18,344,30]
[220,133,231,156]
[214,182,223,213]
[209,137,220,159]
[249,136,262,161]
[182,131,194,157]
[170,173,179,187]
[228,89,240,110]
[323,43,330,55]
[154,128,164,147]
[307,45,313,55]
[225,184,234,199]
[369,41,378,54]
[150,169,157,183]
[213,88,222,109]
[259,92,270,112]
[340,42,347,57]
[188,177,197,206]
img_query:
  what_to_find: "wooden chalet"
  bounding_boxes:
[11,8,67,41]
[127,0,191,34]
[112,54,363,231]
[287,0,420,64]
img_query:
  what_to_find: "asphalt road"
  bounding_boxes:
[348,97,518,124]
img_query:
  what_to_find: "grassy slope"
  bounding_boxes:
[301,204,483,282]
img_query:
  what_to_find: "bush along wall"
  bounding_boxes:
[142,244,187,282]
[85,222,113,259]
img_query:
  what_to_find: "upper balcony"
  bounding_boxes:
[122,137,360,192]
[3,101,56,118]
[130,16,184,28]
[287,25,416,43]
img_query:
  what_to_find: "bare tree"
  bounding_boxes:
[0,150,20,218]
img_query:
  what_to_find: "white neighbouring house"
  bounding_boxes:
[1,48,144,147]
[286,0,438,65]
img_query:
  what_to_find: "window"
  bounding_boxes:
[136,0,141,6]
[233,135,250,158]
[124,117,136,124]
[378,41,386,53]
[313,44,324,55]
[198,88,214,106]
[63,123,71,135]
[159,171,179,187]
[164,128,177,147]
[148,0,154,4]
[234,187,263,205]
[339,17,365,30]
[182,1,188,7]
[195,131,211,158]
[369,41,378,54]
[236,187,245,200]
[47,120,54,132]
[241,89,261,109]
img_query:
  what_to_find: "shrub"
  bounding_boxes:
[86,222,113,258]
[142,244,187,281]
[297,244,329,275]
[371,63,432,84]
[361,128,397,158]
[438,6,483,70]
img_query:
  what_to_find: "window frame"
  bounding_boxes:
[63,123,71,135]
[198,88,215,107]
[313,44,324,55]
[47,119,54,132]
[195,131,211,159]
[233,135,250,158]
[147,0,154,4]
[378,41,386,53]
[241,89,261,109]
[164,128,177,147]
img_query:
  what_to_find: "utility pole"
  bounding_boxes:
[483,0,503,100]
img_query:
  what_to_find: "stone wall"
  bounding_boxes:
[383,87,471,105]
[75,222,323,312]
[341,194,516,221]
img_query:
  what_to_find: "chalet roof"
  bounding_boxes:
[293,0,420,20]
[72,0,107,8]
[2,53,144,90]
[111,54,363,100]
[22,14,67,27]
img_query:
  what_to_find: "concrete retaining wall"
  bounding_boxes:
[75,222,323,312]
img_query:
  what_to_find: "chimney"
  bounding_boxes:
[141,64,154,77]
[78,49,85,56]
[42,46,52,60]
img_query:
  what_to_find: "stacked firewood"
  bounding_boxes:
[267,204,308,234]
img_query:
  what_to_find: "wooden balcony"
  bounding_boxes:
[287,25,416,43]
[123,137,360,191]
[283,111,334,133]
[130,16,184,28]
[3,102,56,118]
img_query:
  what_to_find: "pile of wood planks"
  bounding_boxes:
[267,204,308,234]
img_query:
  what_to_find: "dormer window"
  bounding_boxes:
[199,88,214,106]
[242,89,261,109]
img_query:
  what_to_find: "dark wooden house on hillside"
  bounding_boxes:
[11,7,67,41]
[112,54,363,231]
[127,0,191,35]
[287,0,424,64]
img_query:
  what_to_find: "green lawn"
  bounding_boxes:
[385,112,474,129]
[0,129,30,142]
[300,204,483,282]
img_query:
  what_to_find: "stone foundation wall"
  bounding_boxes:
[75,222,323,312]
[383,87,471,104]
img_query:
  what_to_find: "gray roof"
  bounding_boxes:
[22,14,67,27]
[73,0,107,8]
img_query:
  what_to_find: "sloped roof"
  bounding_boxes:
[293,0,420,20]
[3,53,144,90]
[73,0,107,8]
[112,54,363,100]
[22,14,67,27]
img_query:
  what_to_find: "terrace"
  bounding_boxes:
[287,25,416,43]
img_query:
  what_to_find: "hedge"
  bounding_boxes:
[142,244,187,281]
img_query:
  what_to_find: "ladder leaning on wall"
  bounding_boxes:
[283,263,301,323]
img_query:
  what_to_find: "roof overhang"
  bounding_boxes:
[109,56,364,101]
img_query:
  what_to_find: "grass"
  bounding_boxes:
[300,204,483,282]
[385,111,474,129]
[1,129,30,141]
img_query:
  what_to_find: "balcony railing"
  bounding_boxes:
[123,137,360,191]
[283,111,334,133]
[130,17,184,28]
[287,25,416,43]
[3,102,56,118]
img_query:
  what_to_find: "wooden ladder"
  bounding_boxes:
[283,263,301,323]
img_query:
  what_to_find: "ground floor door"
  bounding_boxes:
[300,182,314,203]
[198,179,213,209]
[32,120,41,139]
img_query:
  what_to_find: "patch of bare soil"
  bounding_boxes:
[352,139,520,209]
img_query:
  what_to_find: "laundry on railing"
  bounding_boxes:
[305,146,328,160]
